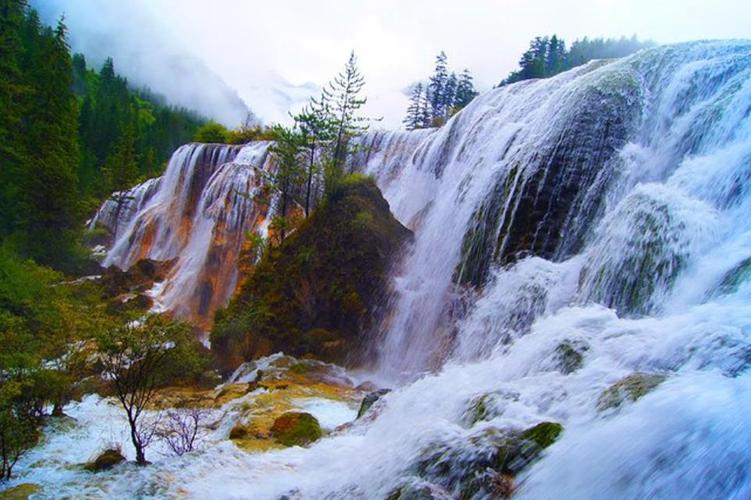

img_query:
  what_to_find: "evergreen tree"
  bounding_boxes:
[443,72,458,116]
[294,98,335,216]
[403,83,425,131]
[455,69,478,108]
[268,124,304,243]
[17,15,81,267]
[317,51,370,180]
[428,51,449,121]
[0,0,27,238]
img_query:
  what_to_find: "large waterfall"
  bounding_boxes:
[73,41,751,498]
[91,141,275,329]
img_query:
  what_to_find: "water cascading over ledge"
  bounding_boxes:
[90,142,275,329]
[354,41,751,377]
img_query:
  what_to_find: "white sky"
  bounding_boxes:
[40,0,751,127]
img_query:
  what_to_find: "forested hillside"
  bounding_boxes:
[0,1,206,271]
[500,34,654,85]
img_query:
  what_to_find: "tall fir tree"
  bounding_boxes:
[443,72,458,117]
[403,83,425,131]
[455,69,478,108]
[428,51,449,121]
[316,51,370,183]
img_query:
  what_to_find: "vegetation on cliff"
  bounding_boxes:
[212,176,411,372]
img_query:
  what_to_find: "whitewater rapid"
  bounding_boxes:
[13,41,751,498]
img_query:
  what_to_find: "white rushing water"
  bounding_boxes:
[12,41,751,498]
[90,142,275,326]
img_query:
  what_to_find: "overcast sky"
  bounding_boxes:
[37,0,751,128]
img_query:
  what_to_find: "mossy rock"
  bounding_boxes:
[463,390,519,426]
[554,340,588,374]
[0,483,41,500]
[413,422,563,498]
[270,412,322,447]
[520,422,563,449]
[357,389,391,419]
[229,423,249,440]
[212,178,412,372]
[597,372,666,411]
[84,448,125,472]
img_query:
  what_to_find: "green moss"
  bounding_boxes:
[597,372,666,411]
[270,412,322,447]
[0,483,41,499]
[521,422,563,449]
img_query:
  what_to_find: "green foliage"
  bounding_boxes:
[96,314,207,463]
[193,120,230,143]
[0,4,208,270]
[405,53,478,130]
[500,34,654,86]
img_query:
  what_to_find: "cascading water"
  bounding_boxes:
[17,41,751,498]
[90,141,275,328]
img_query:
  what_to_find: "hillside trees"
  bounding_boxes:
[404,52,478,130]
[500,34,654,85]
[261,51,374,245]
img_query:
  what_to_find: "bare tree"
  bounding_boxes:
[96,315,194,464]
[157,406,208,456]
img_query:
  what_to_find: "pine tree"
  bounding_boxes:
[443,72,458,117]
[403,83,425,130]
[268,124,304,243]
[455,69,478,109]
[18,15,81,268]
[317,51,370,183]
[294,97,335,216]
[428,51,449,121]
[0,0,28,238]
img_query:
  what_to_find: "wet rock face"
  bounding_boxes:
[357,389,391,419]
[410,422,563,499]
[212,178,412,373]
[455,70,643,287]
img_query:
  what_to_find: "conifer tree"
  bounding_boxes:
[455,69,478,108]
[428,51,449,121]
[313,51,369,188]
[403,83,425,131]
[294,98,335,216]
[443,72,458,117]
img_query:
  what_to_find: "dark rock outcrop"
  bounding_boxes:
[212,177,411,373]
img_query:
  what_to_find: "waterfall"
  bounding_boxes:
[90,141,275,328]
[353,41,751,383]
[68,41,751,498]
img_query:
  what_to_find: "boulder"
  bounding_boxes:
[597,372,666,411]
[270,412,322,447]
[357,389,391,419]
[84,448,125,472]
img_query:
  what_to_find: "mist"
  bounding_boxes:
[33,0,252,127]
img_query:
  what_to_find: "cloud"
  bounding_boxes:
[33,0,252,127]
[33,0,751,129]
